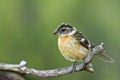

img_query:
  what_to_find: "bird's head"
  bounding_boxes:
[53,23,76,36]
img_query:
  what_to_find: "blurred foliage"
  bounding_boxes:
[0,0,120,80]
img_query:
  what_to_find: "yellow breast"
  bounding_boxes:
[58,36,88,61]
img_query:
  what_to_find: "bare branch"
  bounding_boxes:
[0,43,105,77]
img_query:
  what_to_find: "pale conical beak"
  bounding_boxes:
[53,29,59,35]
[53,31,58,35]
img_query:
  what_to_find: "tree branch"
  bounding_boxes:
[0,43,105,77]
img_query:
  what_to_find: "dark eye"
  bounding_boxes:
[61,29,66,32]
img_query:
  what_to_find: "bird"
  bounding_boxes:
[53,23,114,70]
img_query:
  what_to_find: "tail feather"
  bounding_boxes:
[97,53,114,63]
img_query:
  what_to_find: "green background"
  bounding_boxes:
[0,0,119,80]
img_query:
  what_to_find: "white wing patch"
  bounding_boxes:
[80,38,85,42]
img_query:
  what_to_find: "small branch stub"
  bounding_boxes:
[19,60,27,67]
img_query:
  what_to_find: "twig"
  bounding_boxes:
[0,43,105,77]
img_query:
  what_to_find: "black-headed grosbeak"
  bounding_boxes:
[53,23,114,67]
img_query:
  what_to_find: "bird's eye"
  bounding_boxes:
[61,29,66,32]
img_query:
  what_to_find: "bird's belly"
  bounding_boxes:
[58,36,88,61]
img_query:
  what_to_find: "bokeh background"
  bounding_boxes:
[0,0,119,80]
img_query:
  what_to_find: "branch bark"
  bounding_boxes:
[0,43,105,78]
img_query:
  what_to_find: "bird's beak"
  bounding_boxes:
[53,30,58,35]
[53,28,61,35]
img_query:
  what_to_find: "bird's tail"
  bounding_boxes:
[97,53,114,63]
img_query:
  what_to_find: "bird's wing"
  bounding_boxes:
[72,30,114,63]
[72,30,94,50]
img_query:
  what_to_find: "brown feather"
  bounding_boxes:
[72,31,94,50]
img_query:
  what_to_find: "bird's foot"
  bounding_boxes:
[71,61,77,72]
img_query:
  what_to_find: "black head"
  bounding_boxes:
[53,23,76,36]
